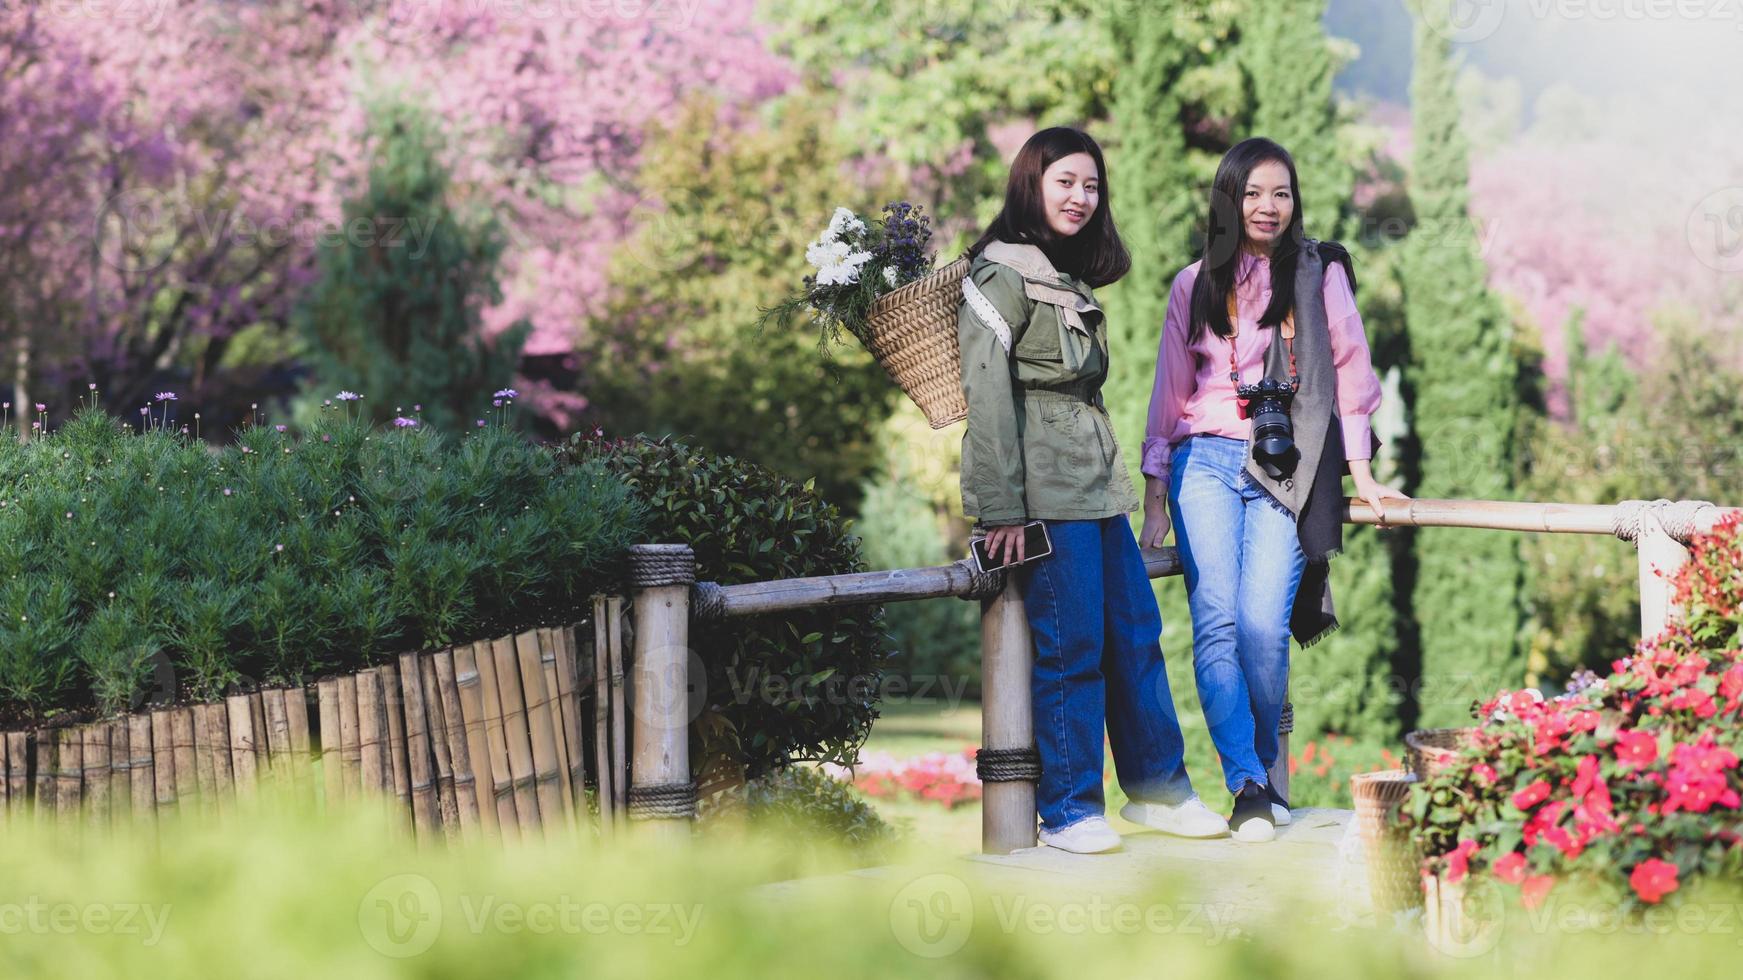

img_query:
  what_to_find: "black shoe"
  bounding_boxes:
[1230,781,1276,842]
[1264,782,1292,826]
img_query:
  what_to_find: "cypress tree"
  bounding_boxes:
[1242,0,1355,241]
[295,103,529,432]
[1400,0,1529,728]
[1102,3,1198,485]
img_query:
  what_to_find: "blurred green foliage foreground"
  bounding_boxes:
[4,783,1743,977]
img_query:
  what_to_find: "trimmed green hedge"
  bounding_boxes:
[0,407,644,722]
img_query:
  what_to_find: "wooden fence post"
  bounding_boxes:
[978,572,1038,854]
[627,544,696,835]
[1268,690,1291,805]
[1634,504,1688,638]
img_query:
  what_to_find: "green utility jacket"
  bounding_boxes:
[957,240,1139,528]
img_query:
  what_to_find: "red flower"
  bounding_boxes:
[1512,779,1552,810]
[1669,731,1740,776]
[1493,851,1527,884]
[1521,875,1556,910]
[1541,824,1586,860]
[1629,858,1680,904]
[1668,688,1718,719]
[1570,754,1602,797]
[1662,768,1740,814]
[1444,839,1481,884]
[1613,729,1659,769]
[1472,763,1498,786]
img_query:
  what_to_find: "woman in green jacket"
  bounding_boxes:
[958,127,1227,852]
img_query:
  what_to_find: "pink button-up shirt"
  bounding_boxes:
[1141,250,1382,485]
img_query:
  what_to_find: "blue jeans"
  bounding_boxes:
[1167,435,1306,796]
[1018,516,1196,830]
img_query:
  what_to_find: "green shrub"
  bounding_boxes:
[0,406,644,721]
[565,434,888,778]
[732,764,895,859]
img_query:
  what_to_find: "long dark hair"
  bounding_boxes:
[1188,137,1305,342]
[968,127,1130,288]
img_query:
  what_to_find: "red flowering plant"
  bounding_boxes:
[1407,511,1743,911]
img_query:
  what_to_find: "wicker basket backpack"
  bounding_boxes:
[860,255,973,429]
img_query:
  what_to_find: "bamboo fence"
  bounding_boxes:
[0,625,614,843]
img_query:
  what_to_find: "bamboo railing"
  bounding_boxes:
[623,496,1740,854]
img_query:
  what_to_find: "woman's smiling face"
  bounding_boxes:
[1042,152,1099,238]
[1242,159,1294,252]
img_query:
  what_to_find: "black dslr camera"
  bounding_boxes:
[1235,377,1300,479]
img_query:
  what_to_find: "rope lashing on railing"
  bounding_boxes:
[1612,499,1720,544]
[628,543,697,588]
[957,562,1007,602]
[627,781,698,820]
[690,581,726,622]
[975,746,1042,783]
[1278,700,1294,736]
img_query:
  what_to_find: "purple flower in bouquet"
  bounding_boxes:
[873,201,934,287]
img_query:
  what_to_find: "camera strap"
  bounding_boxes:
[1225,294,1299,419]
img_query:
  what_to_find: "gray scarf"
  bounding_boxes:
[1242,239,1355,648]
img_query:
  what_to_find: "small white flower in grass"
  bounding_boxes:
[883,265,897,286]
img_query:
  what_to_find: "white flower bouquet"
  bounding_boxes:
[759,202,936,353]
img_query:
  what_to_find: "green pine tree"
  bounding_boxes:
[1400,0,1529,728]
[295,103,529,433]
[1242,0,1356,242]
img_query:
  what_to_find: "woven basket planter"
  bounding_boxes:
[1351,768,1422,913]
[1405,727,1479,782]
[862,255,972,430]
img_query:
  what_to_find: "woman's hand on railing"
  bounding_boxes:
[1139,478,1172,549]
[1350,459,1409,530]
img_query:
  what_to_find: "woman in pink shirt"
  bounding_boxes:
[1139,138,1406,842]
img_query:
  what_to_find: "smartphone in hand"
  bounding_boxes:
[969,520,1054,574]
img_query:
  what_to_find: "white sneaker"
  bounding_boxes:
[1038,815,1122,853]
[1119,796,1230,838]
